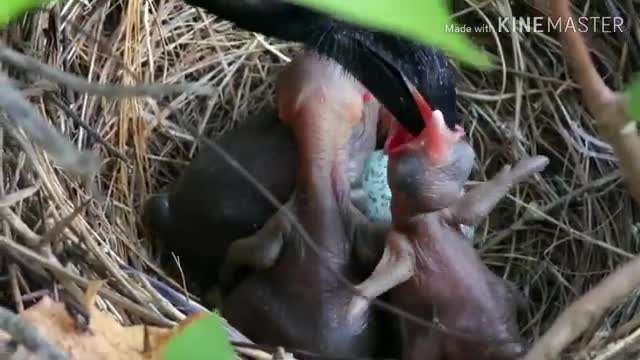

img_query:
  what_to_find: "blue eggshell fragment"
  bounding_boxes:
[360,150,475,241]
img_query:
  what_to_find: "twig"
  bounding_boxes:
[45,95,130,165]
[604,0,640,67]
[524,255,640,360]
[592,325,640,360]
[0,73,100,183]
[483,171,620,249]
[131,273,186,321]
[538,0,640,203]
[0,43,212,98]
[120,268,259,344]
[232,341,395,360]
[523,1,640,357]
[0,207,41,248]
[9,265,24,314]
[0,234,265,346]
[236,347,278,360]
[0,235,174,327]
[120,267,208,315]
[0,305,68,360]
[0,185,40,208]
[39,200,90,246]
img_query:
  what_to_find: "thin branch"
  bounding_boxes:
[523,255,640,360]
[604,0,640,66]
[0,185,40,208]
[0,235,174,327]
[120,267,208,315]
[0,43,211,98]
[0,72,100,181]
[46,95,130,165]
[524,1,640,358]
[592,325,640,360]
[537,0,640,203]
[0,305,68,360]
[0,207,42,248]
[40,200,90,246]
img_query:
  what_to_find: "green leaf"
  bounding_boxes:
[287,0,492,69]
[163,311,235,360]
[0,0,53,27]
[626,74,640,121]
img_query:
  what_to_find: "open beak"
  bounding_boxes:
[383,88,433,156]
[312,29,458,137]
[362,70,426,137]
[384,105,465,166]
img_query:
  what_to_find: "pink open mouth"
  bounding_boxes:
[383,116,414,155]
[382,89,465,165]
[383,87,432,155]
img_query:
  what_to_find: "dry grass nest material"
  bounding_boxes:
[0,0,639,358]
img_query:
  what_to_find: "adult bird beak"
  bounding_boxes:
[309,30,427,136]
[332,43,424,136]
[179,0,441,136]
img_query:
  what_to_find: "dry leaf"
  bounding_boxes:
[0,296,171,360]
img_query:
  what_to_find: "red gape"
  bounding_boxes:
[383,91,429,156]
[383,89,465,167]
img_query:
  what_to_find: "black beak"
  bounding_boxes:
[308,27,459,135]
[181,0,457,136]
[306,28,426,136]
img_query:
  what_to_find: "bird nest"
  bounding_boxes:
[0,0,638,359]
